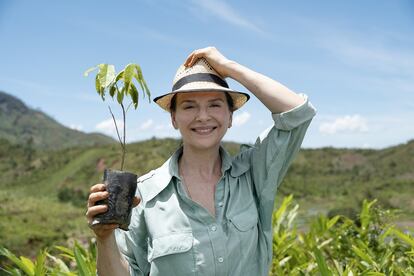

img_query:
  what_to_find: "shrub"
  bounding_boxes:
[271,196,414,275]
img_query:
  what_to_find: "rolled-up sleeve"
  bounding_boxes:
[115,204,150,276]
[250,94,316,201]
[243,94,316,263]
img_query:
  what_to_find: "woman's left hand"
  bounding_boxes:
[184,46,235,78]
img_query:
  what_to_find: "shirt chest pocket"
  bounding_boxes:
[227,170,259,232]
[229,201,259,231]
[228,201,259,260]
[148,233,196,275]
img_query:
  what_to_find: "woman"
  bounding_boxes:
[86,47,316,276]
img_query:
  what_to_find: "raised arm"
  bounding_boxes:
[184,46,305,113]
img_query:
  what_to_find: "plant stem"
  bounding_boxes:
[121,102,126,171]
[108,105,126,171]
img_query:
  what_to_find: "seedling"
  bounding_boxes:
[84,63,150,230]
[84,63,151,170]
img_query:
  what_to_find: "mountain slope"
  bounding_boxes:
[0,91,115,149]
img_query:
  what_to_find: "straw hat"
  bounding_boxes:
[153,58,250,112]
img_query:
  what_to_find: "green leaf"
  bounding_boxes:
[109,85,116,98]
[95,75,104,100]
[74,246,89,276]
[142,79,151,102]
[327,215,340,230]
[115,70,124,82]
[134,65,151,102]
[97,64,115,88]
[392,228,414,247]
[117,88,124,105]
[360,199,377,230]
[352,244,375,267]
[313,247,332,276]
[19,256,35,275]
[47,253,71,273]
[74,241,88,257]
[0,247,34,275]
[123,64,135,92]
[55,245,74,257]
[129,83,139,109]
[133,65,146,94]
[83,66,98,77]
[34,250,47,276]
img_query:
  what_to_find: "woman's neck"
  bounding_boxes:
[179,145,222,180]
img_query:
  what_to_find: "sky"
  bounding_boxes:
[1,0,413,149]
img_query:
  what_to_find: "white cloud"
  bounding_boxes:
[95,118,124,136]
[319,115,368,135]
[140,119,154,130]
[233,111,251,127]
[69,124,83,131]
[189,0,265,35]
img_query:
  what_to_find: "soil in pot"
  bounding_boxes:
[91,169,137,230]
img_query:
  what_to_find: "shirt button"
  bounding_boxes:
[210,225,217,231]
[218,257,224,263]
[218,202,223,207]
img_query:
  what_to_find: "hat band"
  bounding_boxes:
[172,73,229,91]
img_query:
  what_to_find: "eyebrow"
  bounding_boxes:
[180,98,224,104]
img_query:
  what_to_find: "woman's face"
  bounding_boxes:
[171,92,233,151]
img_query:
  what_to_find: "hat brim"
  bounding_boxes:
[153,88,250,112]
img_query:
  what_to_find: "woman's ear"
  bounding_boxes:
[171,112,178,129]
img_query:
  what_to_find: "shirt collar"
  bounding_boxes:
[169,145,233,177]
[141,145,233,202]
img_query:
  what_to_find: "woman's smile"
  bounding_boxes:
[191,125,218,135]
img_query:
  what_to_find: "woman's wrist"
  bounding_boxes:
[221,60,243,79]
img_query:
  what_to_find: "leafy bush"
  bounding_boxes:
[0,240,96,276]
[271,196,414,275]
[1,196,413,275]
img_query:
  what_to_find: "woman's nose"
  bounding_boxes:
[195,107,211,121]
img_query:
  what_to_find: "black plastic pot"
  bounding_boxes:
[91,169,137,231]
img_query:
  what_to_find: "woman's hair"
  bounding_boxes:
[170,92,235,112]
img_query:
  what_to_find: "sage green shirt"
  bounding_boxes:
[115,94,316,276]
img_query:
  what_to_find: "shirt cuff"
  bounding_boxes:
[272,93,316,131]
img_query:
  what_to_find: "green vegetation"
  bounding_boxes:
[1,136,413,262]
[1,196,413,275]
[271,196,414,275]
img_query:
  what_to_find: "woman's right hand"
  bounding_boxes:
[86,183,140,241]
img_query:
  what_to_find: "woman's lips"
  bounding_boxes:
[191,126,217,135]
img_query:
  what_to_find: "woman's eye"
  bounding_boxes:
[210,104,221,108]
[183,105,194,110]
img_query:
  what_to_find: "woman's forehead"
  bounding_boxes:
[176,91,226,102]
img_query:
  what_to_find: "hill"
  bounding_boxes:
[0,91,115,149]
